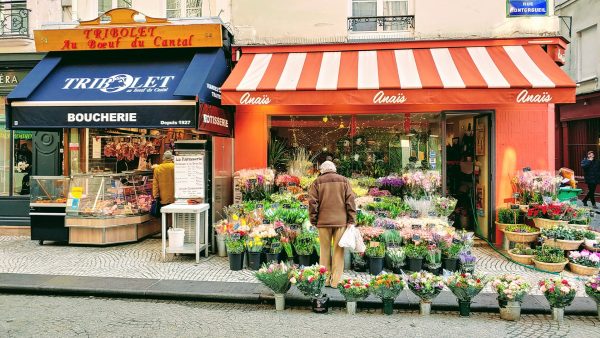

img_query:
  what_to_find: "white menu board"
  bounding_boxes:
[174,155,205,199]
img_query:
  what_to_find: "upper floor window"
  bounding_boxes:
[350,0,409,32]
[98,0,132,17]
[0,0,29,37]
[167,0,202,19]
[577,25,598,82]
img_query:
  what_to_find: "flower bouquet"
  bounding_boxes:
[369,273,406,315]
[492,274,531,321]
[584,275,600,320]
[538,277,577,321]
[433,196,458,218]
[245,236,265,270]
[568,250,600,276]
[290,264,329,313]
[225,234,246,271]
[459,251,477,274]
[445,272,488,317]
[294,231,315,266]
[406,271,445,315]
[386,247,406,273]
[275,174,300,188]
[255,262,292,310]
[337,278,370,315]
[527,203,570,229]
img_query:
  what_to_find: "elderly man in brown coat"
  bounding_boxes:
[308,161,356,288]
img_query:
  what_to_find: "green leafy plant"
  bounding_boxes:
[426,249,442,269]
[381,230,402,246]
[541,226,584,241]
[356,210,376,226]
[386,247,405,268]
[504,224,538,233]
[511,244,535,256]
[535,246,566,263]
[225,237,246,254]
[497,208,521,224]
[268,138,290,172]
[275,207,309,226]
[442,243,464,259]
[404,243,428,259]
[255,262,292,294]
[294,231,315,255]
[365,242,386,258]
[582,231,597,240]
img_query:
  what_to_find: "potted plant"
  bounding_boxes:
[294,231,314,266]
[459,252,477,274]
[507,244,536,265]
[337,278,370,315]
[255,262,292,311]
[584,275,600,320]
[445,272,488,317]
[369,273,406,315]
[538,277,577,321]
[532,246,568,272]
[442,242,463,272]
[365,241,386,275]
[433,196,457,221]
[583,231,599,251]
[541,226,584,251]
[425,248,442,275]
[568,250,600,276]
[280,236,295,264]
[226,234,246,271]
[527,203,570,229]
[405,243,427,272]
[406,271,444,315]
[214,220,229,257]
[290,264,329,313]
[496,208,522,232]
[386,247,405,273]
[266,239,283,263]
[502,224,540,243]
[492,275,531,321]
[246,236,264,270]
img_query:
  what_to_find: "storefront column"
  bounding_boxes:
[234,110,267,171]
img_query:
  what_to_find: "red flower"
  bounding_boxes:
[319,267,327,274]
[344,284,351,289]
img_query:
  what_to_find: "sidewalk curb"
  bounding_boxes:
[0,273,597,316]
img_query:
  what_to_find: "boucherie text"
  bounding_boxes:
[67,112,137,122]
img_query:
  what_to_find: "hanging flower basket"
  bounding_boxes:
[568,262,600,276]
[533,218,568,230]
[502,230,540,243]
[532,259,568,273]
[507,250,535,265]
[543,238,583,251]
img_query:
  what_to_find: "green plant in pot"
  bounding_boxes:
[369,273,406,315]
[441,242,463,272]
[226,234,246,271]
[386,247,405,273]
[405,243,428,272]
[356,210,376,227]
[294,231,315,266]
[533,245,568,273]
[426,248,442,275]
[446,272,488,317]
[365,241,386,275]
[266,239,283,264]
[245,236,264,270]
[497,208,522,225]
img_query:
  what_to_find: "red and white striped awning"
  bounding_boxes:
[221,44,575,106]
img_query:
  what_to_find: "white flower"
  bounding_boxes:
[290,277,297,284]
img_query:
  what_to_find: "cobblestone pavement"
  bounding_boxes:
[0,235,591,296]
[0,294,597,338]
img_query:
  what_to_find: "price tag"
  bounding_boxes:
[275,226,284,234]
[378,212,387,217]
[412,234,421,242]
[290,224,299,230]
[374,197,382,202]
[283,204,291,209]
[300,205,308,209]
[357,209,362,215]
[426,223,435,230]
[257,203,263,209]
[271,242,281,249]
[370,241,380,248]
[262,219,270,225]
[231,233,241,241]
[412,224,422,230]
[288,182,296,187]
[452,238,461,244]
[510,204,520,210]
[428,211,437,217]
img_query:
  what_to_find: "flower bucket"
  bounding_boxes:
[228,253,244,271]
[274,293,285,311]
[266,253,280,264]
[216,234,227,257]
[346,301,357,315]
[502,230,540,243]
[369,257,384,275]
[311,295,329,314]
[507,250,535,265]
[458,300,471,317]
[382,298,395,315]
[460,263,475,274]
[552,307,564,321]
[420,301,432,316]
[442,258,459,272]
[544,238,583,251]
[533,218,568,230]
[298,255,312,267]
[167,228,185,248]
[427,266,442,276]
[568,262,600,276]
[247,252,262,270]
[499,301,521,321]
[407,258,423,272]
[532,259,568,273]
[344,248,352,269]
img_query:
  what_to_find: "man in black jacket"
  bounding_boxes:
[581,150,600,208]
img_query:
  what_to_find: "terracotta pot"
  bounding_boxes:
[568,262,600,276]
[532,259,568,273]
[507,250,535,265]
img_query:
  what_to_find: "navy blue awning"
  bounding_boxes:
[7,48,229,129]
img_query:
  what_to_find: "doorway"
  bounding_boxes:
[443,112,494,241]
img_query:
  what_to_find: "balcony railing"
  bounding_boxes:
[348,15,415,32]
[0,1,30,38]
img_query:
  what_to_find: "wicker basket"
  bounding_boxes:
[507,250,535,265]
[532,259,568,273]
[543,238,584,251]
[532,218,568,230]
[502,230,540,243]
[495,222,509,232]
[567,223,590,231]
[568,262,600,276]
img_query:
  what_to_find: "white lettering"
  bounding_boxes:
[372,91,407,104]
[61,74,176,93]
[203,114,228,128]
[516,89,552,103]
[65,113,137,124]
[239,92,271,105]
[67,113,75,122]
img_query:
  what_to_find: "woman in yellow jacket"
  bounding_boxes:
[153,150,175,207]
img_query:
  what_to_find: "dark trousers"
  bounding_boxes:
[583,183,597,205]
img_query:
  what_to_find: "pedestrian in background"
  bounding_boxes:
[153,150,175,209]
[308,161,356,288]
[581,150,600,208]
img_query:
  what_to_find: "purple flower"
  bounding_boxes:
[377,175,405,188]
[459,252,476,264]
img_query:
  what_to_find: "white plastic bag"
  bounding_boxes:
[339,225,356,250]
[353,226,366,253]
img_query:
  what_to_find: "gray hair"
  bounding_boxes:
[163,150,173,160]
[319,161,336,174]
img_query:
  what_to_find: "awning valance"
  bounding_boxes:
[7,48,229,129]
[221,44,575,106]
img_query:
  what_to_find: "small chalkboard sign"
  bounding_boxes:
[374,197,382,202]
[300,205,308,209]
[231,233,241,240]
[275,226,284,234]
[426,223,435,230]
[262,219,270,225]
[412,234,421,242]
[510,204,520,210]
[257,203,264,209]
[428,211,437,217]
[452,238,461,244]
[283,204,291,209]
[290,224,299,230]
[288,182,296,187]
[537,237,545,244]
[412,224,422,230]
[378,212,387,217]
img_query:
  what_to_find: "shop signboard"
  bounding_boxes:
[174,155,205,199]
[507,1,548,17]
[0,70,29,96]
[197,104,232,137]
